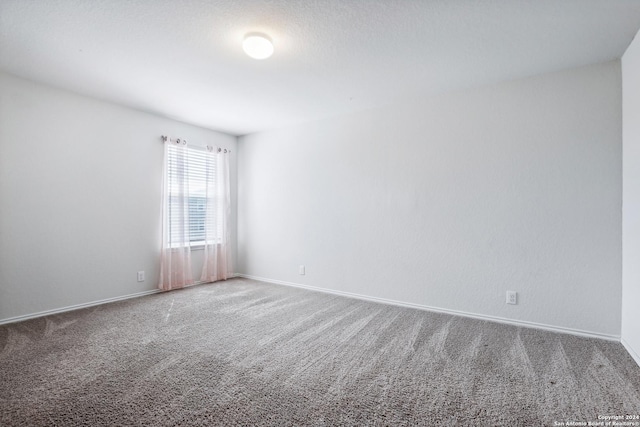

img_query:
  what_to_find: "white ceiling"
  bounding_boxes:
[1,0,640,136]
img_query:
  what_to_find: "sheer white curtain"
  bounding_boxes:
[159,137,231,291]
[201,147,231,282]
[159,138,194,290]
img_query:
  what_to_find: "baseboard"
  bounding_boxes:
[238,274,620,342]
[0,288,162,326]
[0,274,243,326]
[621,338,640,367]
[2,274,623,345]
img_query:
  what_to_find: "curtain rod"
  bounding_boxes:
[161,135,231,153]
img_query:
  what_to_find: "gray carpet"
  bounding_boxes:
[1,278,639,426]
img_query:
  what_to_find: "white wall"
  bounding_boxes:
[0,72,237,322]
[238,61,622,337]
[622,31,640,364]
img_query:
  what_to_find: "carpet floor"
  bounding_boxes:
[1,278,639,426]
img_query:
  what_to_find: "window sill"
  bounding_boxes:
[165,240,222,251]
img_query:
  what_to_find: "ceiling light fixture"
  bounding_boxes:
[242,33,274,60]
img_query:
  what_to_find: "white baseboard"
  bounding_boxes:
[237,274,620,342]
[1,274,624,347]
[0,275,243,326]
[621,338,640,368]
[0,288,161,326]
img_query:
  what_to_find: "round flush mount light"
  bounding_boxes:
[242,33,274,60]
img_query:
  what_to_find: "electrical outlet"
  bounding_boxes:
[137,271,145,282]
[299,265,305,275]
[506,291,517,305]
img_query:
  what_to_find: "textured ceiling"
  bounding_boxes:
[1,0,640,136]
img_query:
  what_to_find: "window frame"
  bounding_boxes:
[165,144,220,249]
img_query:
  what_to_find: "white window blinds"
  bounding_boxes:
[166,144,217,245]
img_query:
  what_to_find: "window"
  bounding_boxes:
[166,144,218,247]
[159,136,231,289]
